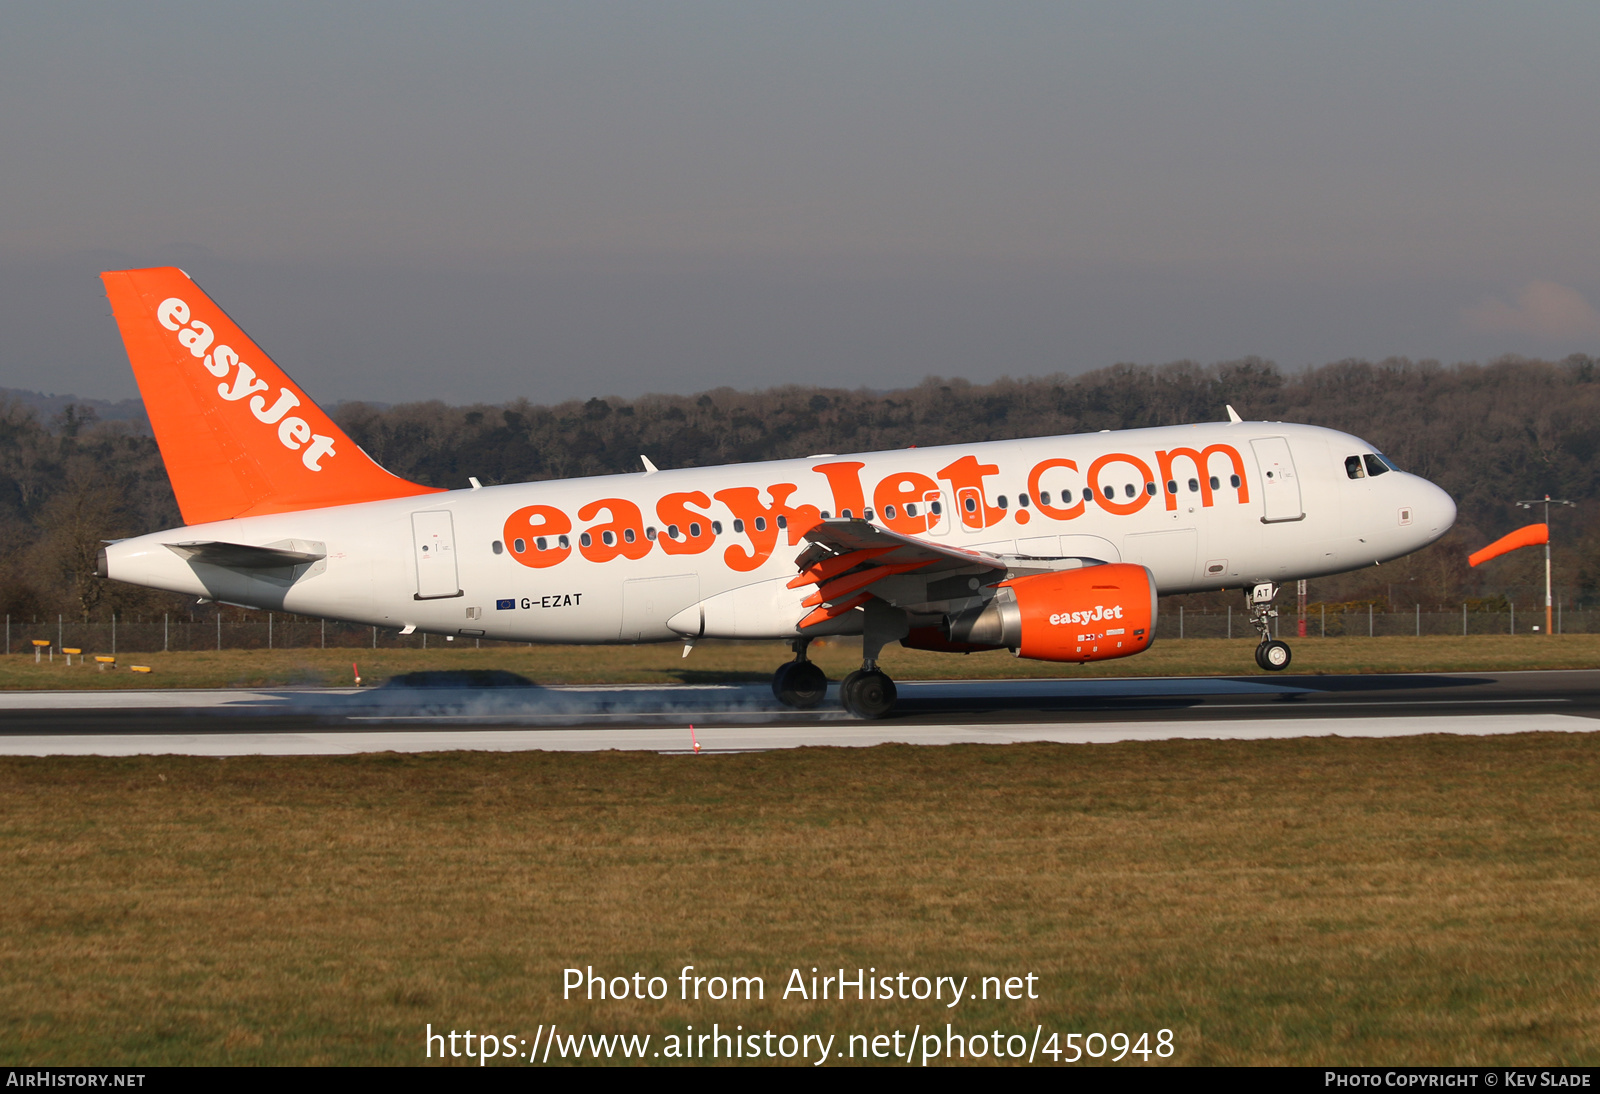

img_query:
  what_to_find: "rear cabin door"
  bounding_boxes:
[1250,437,1305,524]
[412,511,462,599]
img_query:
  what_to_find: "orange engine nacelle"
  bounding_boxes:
[943,563,1158,663]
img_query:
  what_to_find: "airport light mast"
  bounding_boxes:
[1515,495,1574,635]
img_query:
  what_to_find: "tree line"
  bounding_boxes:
[4,354,1598,624]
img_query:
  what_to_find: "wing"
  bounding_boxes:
[788,519,1006,629]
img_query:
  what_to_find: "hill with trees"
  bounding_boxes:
[4,354,1597,626]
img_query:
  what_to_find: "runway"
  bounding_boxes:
[0,669,1595,755]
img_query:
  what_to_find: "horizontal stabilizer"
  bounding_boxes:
[1468,523,1547,568]
[165,541,326,569]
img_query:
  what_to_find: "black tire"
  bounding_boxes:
[1258,639,1292,671]
[840,669,898,719]
[778,660,828,709]
[770,661,797,703]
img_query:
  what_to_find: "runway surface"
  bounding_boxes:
[0,668,1595,755]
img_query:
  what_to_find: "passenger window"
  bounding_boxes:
[711,521,723,535]
[1188,478,1199,493]
[492,540,504,555]
[930,500,942,515]
[1145,482,1156,496]
[996,496,1008,509]
[513,538,526,553]
[536,537,547,551]
[558,535,570,549]
[1209,476,1219,490]
[1038,493,1050,506]
[733,519,745,533]
[688,522,701,537]
[905,503,918,517]
[1166,480,1177,494]
[623,528,635,543]
[1229,475,1240,488]
[1363,454,1389,477]
[1345,456,1365,479]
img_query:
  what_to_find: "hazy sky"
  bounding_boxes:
[3,3,1598,405]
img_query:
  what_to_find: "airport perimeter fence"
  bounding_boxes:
[5,605,1599,657]
[1152,605,1600,640]
[3,614,529,656]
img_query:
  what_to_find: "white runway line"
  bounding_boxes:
[1,713,1594,757]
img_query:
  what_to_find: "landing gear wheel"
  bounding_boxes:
[1257,639,1292,671]
[773,660,828,709]
[771,661,796,702]
[840,669,898,719]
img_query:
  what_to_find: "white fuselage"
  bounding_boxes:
[102,421,1455,643]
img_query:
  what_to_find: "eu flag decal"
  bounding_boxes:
[496,599,515,611]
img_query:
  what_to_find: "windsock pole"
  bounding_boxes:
[1514,496,1575,636]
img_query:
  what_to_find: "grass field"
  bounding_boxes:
[1,634,1598,690]
[1,735,1597,1065]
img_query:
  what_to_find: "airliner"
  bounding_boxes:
[96,268,1456,717]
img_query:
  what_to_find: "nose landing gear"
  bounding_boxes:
[1255,638,1292,670]
[1247,582,1292,671]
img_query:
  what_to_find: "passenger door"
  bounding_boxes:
[411,511,462,599]
[1250,437,1305,523]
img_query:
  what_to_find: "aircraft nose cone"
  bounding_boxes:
[1421,479,1456,539]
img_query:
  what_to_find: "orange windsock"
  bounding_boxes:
[1468,523,1548,567]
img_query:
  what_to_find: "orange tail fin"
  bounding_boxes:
[1468,523,1548,567]
[102,267,442,525]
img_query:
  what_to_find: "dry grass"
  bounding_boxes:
[1,735,1597,1065]
[0,634,1598,691]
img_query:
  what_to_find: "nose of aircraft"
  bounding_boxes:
[1416,476,1457,542]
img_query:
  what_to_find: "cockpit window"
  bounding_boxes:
[1363,453,1391,477]
[1345,455,1365,479]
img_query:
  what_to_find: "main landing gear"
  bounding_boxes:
[1247,582,1292,672]
[769,639,899,718]
[772,600,909,719]
[771,639,829,709]
[840,667,897,720]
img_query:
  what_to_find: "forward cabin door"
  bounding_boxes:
[1250,437,1305,523]
[412,511,462,599]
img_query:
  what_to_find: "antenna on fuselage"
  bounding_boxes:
[641,455,659,474]
[1225,405,1243,423]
